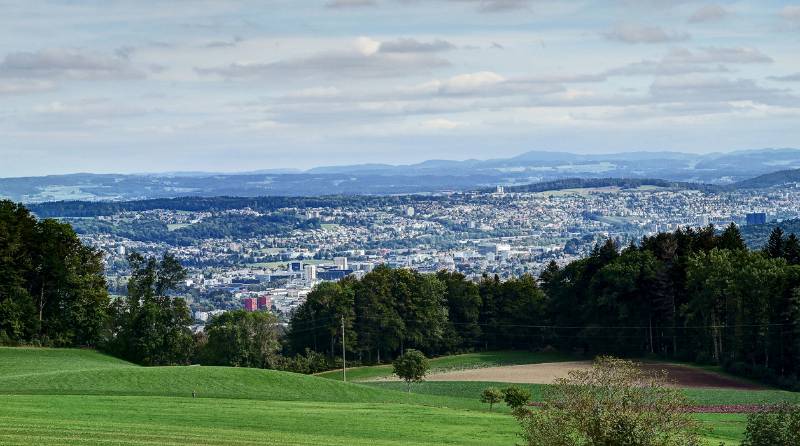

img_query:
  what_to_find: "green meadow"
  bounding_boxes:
[0,347,794,445]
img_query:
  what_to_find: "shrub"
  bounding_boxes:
[501,386,531,410]
[480,387,503,411]
[741,404,800,446]
[392,349,429,392]
[515,356,700,446]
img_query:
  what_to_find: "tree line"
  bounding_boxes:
[289,224,800,389]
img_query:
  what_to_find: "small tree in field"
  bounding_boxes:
[502,386,532,410]
[392,349,429,392]
[741,404,800,446]
[516,356,700,446]
[481,387,503,411]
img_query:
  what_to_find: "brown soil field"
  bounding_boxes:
[420,361,764,390]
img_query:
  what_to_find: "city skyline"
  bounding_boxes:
[2,0,800,176]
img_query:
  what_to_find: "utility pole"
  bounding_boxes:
[342,316,347,383]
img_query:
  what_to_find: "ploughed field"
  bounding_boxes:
[1,348,797,445]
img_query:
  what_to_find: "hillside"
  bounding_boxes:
[0,348,519,445]
[733,168,800,189]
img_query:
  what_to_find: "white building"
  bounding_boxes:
[334,256,348,270]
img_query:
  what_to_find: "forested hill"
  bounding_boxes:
[731,168,800,189]
[28,195,441,218]
[741,219,800,249]
[494,178,718,193]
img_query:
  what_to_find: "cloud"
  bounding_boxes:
[663,47,773,64]
[0,49,144,80]
[379,38,456,53]
[769,73,800,82]
[445,0,530,13]
[603,24,690,44]
[607,47,772,77]
[650,76,796,106]
[781,5,800,24]
[688,5,729,23]
[420,118,466,129]
[326,0,378,8]
[0,79,56,95]
[195,50,449,80]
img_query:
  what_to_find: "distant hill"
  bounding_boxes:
[3,148,800,202]
[497,178,718,194]
[733,168,800,190]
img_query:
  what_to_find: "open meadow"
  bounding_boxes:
[1,347,798,445]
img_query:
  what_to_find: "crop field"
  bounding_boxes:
[316,350,571,381]
[0,347,796,445]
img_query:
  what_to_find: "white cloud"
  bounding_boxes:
[0,79,55,94]
[420,118,466,129]
[354,37,381,56]
[781,5,800,24]
[379,38,456,53]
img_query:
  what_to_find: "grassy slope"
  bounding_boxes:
[317,350,571,381]
[0,348,785,445]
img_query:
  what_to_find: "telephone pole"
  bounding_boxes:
[341,316,347,383]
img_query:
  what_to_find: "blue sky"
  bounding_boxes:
[1,0,800,176]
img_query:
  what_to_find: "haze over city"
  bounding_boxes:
[2,0,800,176]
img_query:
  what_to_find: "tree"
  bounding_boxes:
[784,234,800,265]
[0,200,108,346]
[766,227,786,259]
[480,387,503,411]
[201,310,280,368]
[501,386,531,410]
[515,357,700,446]
[717,223,746,251]
[392,349,429,392]
[741,404,800,446]
[107,252,193,365]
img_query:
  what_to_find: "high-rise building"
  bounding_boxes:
[243,297,257,312]
[289,261,303,272]
[257,296,271,310]
[304,264,317,282]
[746,212,767,225]
[406,206,415,217]
[334,256,348,270]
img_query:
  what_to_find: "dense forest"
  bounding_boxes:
[289,224,800,389]
[0,200,109,346]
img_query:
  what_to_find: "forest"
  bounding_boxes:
[289,224,800,389]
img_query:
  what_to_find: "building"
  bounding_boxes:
[746,212,767,225]
[406,206,415,217]
[496,185,504,195]
[304,264,317,282]
[243,297,257,312]
[289,261,303,272]
[257,295,271,310]
[317,269,352,281]
[334,256,348,270]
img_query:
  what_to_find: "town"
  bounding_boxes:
[62,184,799,326]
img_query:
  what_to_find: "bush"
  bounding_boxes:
[480,387,503,411]
[515,356,700,446]
[392,349,430,392]
[741,404,800,446]
[501,386,531,410]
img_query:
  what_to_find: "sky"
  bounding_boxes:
[1,0,800,177]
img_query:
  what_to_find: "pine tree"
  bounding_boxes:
[765,227,785,259]
[718,223,747,251]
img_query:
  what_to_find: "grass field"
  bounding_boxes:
[0,347,791,445]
